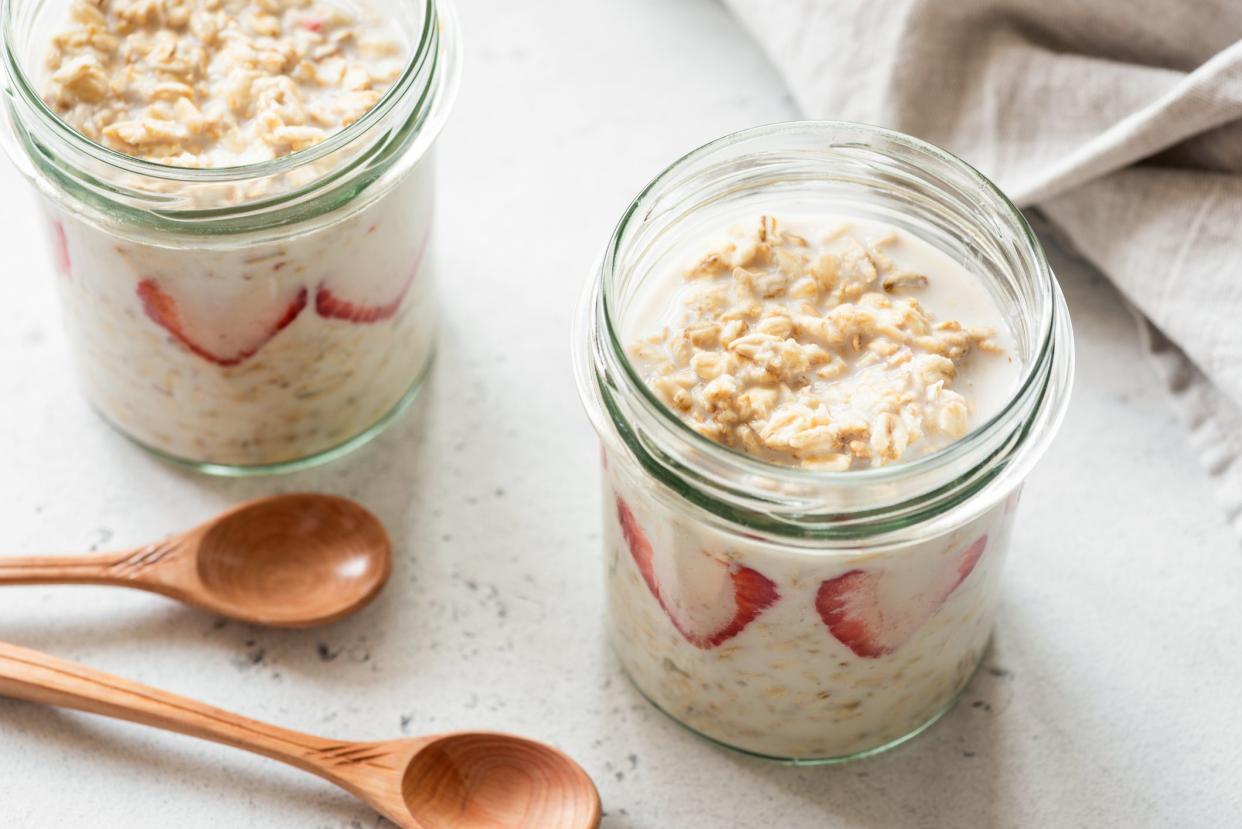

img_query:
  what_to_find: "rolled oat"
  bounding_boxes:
[43,0,406,166]
[628,215,1012,469]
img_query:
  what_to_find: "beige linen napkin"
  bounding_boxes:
[724,0,1242,533]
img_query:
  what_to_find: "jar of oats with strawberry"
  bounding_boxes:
[575,123,1073,761]
[0,0,460,472]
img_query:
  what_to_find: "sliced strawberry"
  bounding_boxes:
[49,220,71,278]
[816,535,988,658]
[954,534,987,580]
[616,496,779,649]
[315,274,414,323]
[315,223,431,324]
[137,279,308,367]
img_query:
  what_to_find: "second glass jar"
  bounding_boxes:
[0,0,461,473]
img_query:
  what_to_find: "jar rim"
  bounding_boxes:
[0,0,461,234]
[575,120,1075,538]
[2,0,439,180]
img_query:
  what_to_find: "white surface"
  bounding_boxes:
[0,1,1238,826]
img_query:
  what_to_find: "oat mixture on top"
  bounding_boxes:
[628,216,1004,470]
[43,0,407,167]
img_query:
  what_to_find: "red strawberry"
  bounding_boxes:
[315,223,431,324]
[137,279,308,367]
[616,497,779,649]
[315,273,415,323]
[49,220,71,278]
[815,535,988,658]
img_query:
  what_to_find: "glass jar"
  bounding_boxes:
[573,121,1073,762]
[0,0,461,474]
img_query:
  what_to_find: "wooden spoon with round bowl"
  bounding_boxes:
[0,640,602,828]
[0,494,391,628]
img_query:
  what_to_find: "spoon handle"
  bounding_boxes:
[0,539,184,587]
[0,640,344,779]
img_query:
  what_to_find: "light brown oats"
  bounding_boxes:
[630,216,1003,469]
[42,0,406,167]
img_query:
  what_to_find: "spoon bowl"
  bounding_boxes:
[193,494,391,627]
[397,733,601,828]
[0,493,393,628]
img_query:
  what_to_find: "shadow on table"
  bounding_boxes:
[723,639,1017,829]
[0,699,375,824]
[0,372,440,694]
[597,614,1101,829]
[740,615,1111,829]
[159,360,438,547]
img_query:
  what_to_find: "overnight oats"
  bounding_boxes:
[574,122,1074,761]
[0,0,461,471]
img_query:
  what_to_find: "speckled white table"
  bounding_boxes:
[1,1,1240,826]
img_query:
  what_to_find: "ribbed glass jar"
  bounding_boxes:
[0,0,461,474]
[574,121,1073,762]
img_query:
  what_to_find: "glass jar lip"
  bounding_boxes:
[1,0,444,182]
[597,119,1059,489]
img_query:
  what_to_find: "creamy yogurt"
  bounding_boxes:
[47,158,436,467]
[605,464,1019,759]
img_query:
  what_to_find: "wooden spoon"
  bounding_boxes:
[0,640,601,828]
[0,494,391,628]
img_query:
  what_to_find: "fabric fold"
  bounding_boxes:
[723,0,1242,534]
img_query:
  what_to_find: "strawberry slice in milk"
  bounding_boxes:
[816,535,987,658]
[48,220,71,278]
[137,278,308,367]
[315,222,431,323]
[616,497,779,649]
